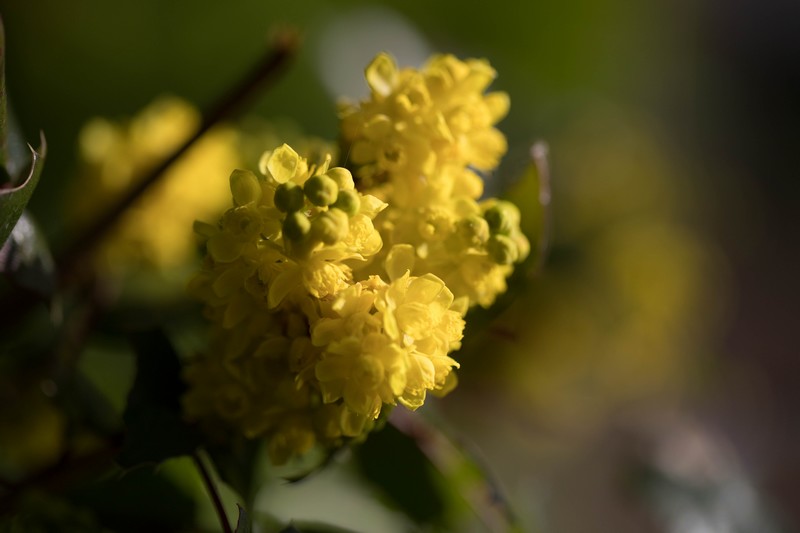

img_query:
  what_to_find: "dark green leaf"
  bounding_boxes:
[235,504,251,533]
[506,140,552,275]
[117,328,201,468]
[0,137,45,248]
[353,423,446,527]
[58,371,123,438]
[66,463,197,532]
[206,437,262,507]
[0,15,8,170]
[390,412,525,532]
[0,210,56,300]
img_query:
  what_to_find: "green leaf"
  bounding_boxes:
[388,412,526,532]
[0,17,46,247]
[0,15,8,170]
[0,137,46,248]
[206,437,263,508]
[0,210,56,300]
[506,140,552,275]
[235,504,251,533]
[117,328,201,468]
[353,423,447,527]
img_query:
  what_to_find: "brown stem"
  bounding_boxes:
[0,29,299,327]
[193,450,233,533]
[57,28,300,289]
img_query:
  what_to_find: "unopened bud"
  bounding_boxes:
[458,215,490,247]
[487,234,518,265]
[332,189,361,216]
[311,209,349,245]
[283,211,311,241]
[304,174,339,207]
[483,201,518,236]
[325,167,355,190]
[230,169,262,206]
[274,181,305,212]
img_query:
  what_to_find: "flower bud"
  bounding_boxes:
[483,201,518,235]
[282,211,311,242]
[332,189,361,216]
[304,174,339,207]
[311,209,349,245]
[274,181,305,213]
[325,167,355,190]
[230,169,262,206]
[457,215,490,247]
[487,234,518,265]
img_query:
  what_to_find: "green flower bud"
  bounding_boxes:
[487,234,518,265]
[457,215,490,247]
[304,174,339,207]
[332,189,361,216]
[311,209,349,245]
[230,169,262,206]
[483,201,517,235]
[283,211,311,242]
[325,167,355,189]
[274,181,305,212]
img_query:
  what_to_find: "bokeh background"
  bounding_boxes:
[1,0,798,531]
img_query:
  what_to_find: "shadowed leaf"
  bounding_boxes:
[0,138,45,249]
[235,504,252,533]
[206,437,263,508]
[353,422,446,527]
[117,328,201,468]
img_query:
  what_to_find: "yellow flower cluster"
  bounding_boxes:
[185,53,527,463]
[69,97,240,272]
[340,53,508,205]
[342,54,529,307]
[183,145,465,463]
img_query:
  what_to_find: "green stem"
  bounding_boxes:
[193,450,233,533]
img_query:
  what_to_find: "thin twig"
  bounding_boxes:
[193,450,233,533]
[57,28,300,288]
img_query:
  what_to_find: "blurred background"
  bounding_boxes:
[0,0,798,531]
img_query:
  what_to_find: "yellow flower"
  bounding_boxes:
[355,195,530,308]
[183,304,386,464]
[191,144,387,313]
[340,53,509,206]
[310,247,465,419]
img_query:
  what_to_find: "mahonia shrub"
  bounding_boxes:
[184,53,528,464]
